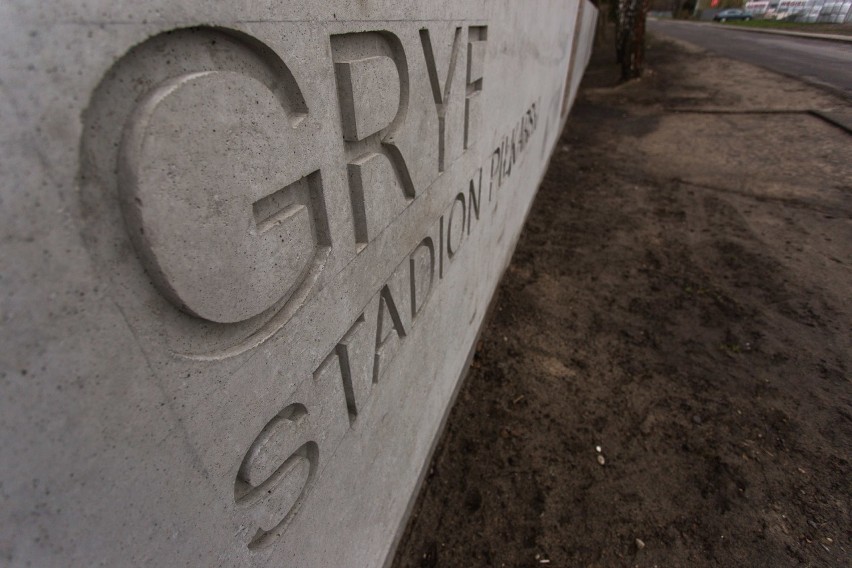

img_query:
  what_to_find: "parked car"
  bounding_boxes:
[713,9,754,21]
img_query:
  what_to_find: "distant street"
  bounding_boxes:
[648,19,852,98]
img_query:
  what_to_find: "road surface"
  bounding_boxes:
[648,20,852,98]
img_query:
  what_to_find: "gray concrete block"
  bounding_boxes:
[0,2,597,566]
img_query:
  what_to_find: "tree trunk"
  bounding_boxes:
[615,0,628,64]
[617,0,649,80]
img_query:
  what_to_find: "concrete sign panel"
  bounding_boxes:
[0,1,596,566]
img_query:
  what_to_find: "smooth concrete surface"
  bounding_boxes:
[0,2,597,566]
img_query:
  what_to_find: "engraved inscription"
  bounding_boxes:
[332,32,415,249]
[241,102,544,546]
[446,193,466,258]
[465,26,488,149]
[230,96,543,545]
[235,348,350,550]
[334,55,401,141]
[336,314,375,424]
[374,284,407,382]
[84,24,493,358]
[489,147,503,208]
[80,18,574,553]
[87,28,332,327]
[467,168,482,235]
[252,172,328,241]
[409,237,436,320]
[235,404,318,551]
[420,27,463,172]
[488,100,539,205]
[347,152,407,247]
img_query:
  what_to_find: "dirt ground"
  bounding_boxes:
[392,34,851,568]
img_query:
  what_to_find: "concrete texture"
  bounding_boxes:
[0,2,596,566]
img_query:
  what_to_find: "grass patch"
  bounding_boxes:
[719,20,852,36]
[725,20,808,29]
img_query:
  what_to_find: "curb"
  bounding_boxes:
[649,18,852,44]
[663,107,852,135]
[717,25,852,43]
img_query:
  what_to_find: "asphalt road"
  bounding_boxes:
[648,20,852,98]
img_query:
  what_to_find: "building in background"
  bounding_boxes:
[744,0,852,20]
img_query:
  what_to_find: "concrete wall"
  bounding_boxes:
[0,2,597,566]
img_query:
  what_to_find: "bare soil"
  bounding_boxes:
[392,35,851,568]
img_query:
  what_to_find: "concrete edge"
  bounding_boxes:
[380,7,601,564]
[380,258,504,568]
[380,84,580,568]
[809,110,852,134]
[649,17,852,43]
